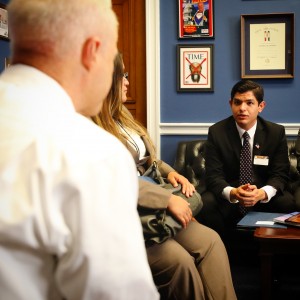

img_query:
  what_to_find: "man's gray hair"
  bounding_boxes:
[7,0,117,56]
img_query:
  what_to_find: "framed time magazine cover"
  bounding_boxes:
[177,44,214,92]
[178,0,214,39]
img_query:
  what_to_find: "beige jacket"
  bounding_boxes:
[124,132,174,210]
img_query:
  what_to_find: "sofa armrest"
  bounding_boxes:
[173,140,207,193]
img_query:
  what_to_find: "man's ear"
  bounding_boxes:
[82,37,101,71]
[258,100,266,113]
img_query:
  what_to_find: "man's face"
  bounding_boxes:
[198,2,204,11]
[229,91,265,130]
[89,19,118,116]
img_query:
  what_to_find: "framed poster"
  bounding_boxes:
[178,0,214,39]
[241,13,294,79]
[177,44,214,92]
[0,3,8,40]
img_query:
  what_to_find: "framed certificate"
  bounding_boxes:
[178,0,214,39]
[177,44,214,92]
[241,13,294,79]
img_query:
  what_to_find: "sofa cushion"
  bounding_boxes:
[173,139,300,194]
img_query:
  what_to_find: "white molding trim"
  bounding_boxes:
[146,0,160,151]
[159,123,300,136]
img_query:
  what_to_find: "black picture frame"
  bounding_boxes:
[177,44,214,92]
[0,3,9,41]
[241,13,294,79]
[178,0,214,39]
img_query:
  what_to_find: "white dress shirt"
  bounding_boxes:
[223,122,276,202]
[0,65,159,300]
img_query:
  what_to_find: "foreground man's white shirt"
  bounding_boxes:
[0,65,159,300]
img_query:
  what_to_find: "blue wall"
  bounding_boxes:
[160,0,300,165]
[0,0,10,71]
[0,0,298,166]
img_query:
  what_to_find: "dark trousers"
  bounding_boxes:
[197,190,296,237]
[294,185,300,210]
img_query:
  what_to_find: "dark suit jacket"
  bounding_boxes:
[296,129,300,171]
[205,116,290,199]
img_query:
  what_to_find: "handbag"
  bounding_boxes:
[139,161,203,245]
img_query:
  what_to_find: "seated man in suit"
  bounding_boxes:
[197,80,296,235]
[296,128,300,173]
[293,129,300,210]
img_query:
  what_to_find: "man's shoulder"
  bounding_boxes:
[45,113,132,168]
[257,116,285,132]
[209,116,234,132]
[67,115,130,158]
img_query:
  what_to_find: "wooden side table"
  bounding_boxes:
[254,227,300,300]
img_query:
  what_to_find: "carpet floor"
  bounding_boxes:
[226,231,300,300]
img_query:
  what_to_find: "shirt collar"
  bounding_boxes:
[235,122,257,140]
[1,64,75,114]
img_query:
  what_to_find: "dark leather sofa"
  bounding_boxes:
[173,136,300,201]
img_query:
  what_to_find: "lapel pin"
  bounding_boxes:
[255,144,260,149]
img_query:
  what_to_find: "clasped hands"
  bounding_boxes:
[231,183,267,207]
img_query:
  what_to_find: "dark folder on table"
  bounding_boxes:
[237,211,287,229]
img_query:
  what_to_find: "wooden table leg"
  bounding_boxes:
[259,250,273,300]
[254,227,300,300]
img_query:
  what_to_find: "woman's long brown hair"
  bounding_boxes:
[92,52,155,155]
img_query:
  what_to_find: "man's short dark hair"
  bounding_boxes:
[231,80,264,103]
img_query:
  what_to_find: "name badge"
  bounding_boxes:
[254,155,269,166]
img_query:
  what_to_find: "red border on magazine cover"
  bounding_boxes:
[178,0,214,39]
